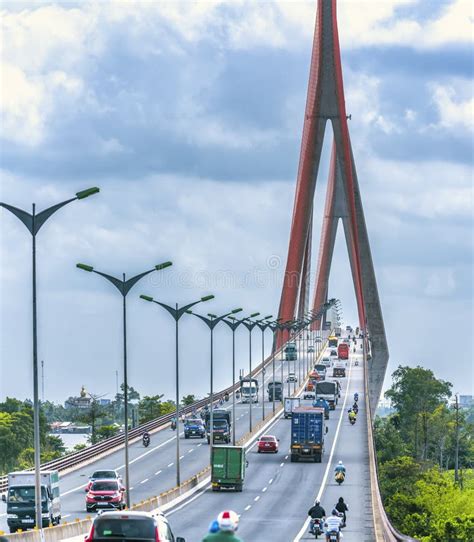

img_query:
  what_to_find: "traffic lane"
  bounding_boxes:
[316,356,373,541]
[166,371,349,540]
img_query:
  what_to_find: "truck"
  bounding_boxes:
[267,381,283,401]
[290,407,328,462]
[205,409,231,444]
[240,377,259,403]
[284,396,300,418]
[3,471,61,533]
[284,342,297,361]
[211,446,246,491]
[337,343,349,360]
[328,336,338,348]
[334,327,342,337]
[315,381,338,410]
[332,359,346,377]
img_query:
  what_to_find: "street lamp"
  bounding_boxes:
[223,315,247,445]
[241,313,260,432]
[187,308,242,447]
[0,186,99,531]
[76,260,172,507]
[256,315,272,420]
[139,293,214,486]
[267,318,283,414]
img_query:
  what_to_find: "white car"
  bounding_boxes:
[286,373,298,383]
[321,357,331,367]
[303,390,315,400]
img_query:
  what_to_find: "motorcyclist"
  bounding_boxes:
[335,497,348,526]
[324,509,343,541]
[307,500,326,534]
[224,392,229,402]
[142,431,150,444]
[170,417,177,430]
[354,392,359,402]
[352,402,359,414]
[202,510,242,541]
[335,461,346,475]
[348,409,357,423]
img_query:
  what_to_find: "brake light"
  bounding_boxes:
[155,526,162,541]
[84,525,94,542]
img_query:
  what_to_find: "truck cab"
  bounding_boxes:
[184,418,206,439]
[240,377,259,403]
[3,471,61,533]
[284,342,297,361]
[206,419,231,444]
[267,381,283,401]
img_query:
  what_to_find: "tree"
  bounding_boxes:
[181,394,196,406]
[95,425,119,441]
[374,416,408,464]
[385,366,452,460]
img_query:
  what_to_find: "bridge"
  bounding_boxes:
[1,1,412,541]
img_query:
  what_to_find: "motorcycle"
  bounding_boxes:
[170,420,177,431]
[224,392,229,402]
[309,518,324,538]
[335,471,345,485]
[349,416,356,425]
[352,403,359,414]
[354,393,359,402]
[328,529,340,541]
[142,434,150,447]
[354,360,359,366]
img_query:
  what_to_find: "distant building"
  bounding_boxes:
[99,398,111,406]
[376,398,394,418]
[64,386,92,409]
[459,395,473,409]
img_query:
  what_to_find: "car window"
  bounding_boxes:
[92,471,116,479]
[94,517,155,539]
[157,517,174,541]
[260,436,274,441]
[91,481,119,491]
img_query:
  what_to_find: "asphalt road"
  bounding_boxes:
[166,338,372,542]
[0,340,326,535]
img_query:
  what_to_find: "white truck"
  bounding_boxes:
[2,471,61,533]
[332,359,346,377]
[240,377,259,403]
[284,397,301,418]
[315,381,338,410]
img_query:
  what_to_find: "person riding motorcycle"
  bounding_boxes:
[307,500,326,534]
[202,510,242,541]
[324,509,343,541]
[335,497,348,527]
[224,392,229,402]
[348,409,357,423]
[352,402,359,414]
[335,461,346,475]
[354,392,359,402]
[142,431,150,445]
[170,417,177,430]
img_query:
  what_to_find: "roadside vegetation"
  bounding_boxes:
[375,366,474,541]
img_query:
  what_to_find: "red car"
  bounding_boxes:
[85,480,125,512]
[257,435,279,453]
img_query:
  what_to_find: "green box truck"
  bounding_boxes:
[211,446,246,492]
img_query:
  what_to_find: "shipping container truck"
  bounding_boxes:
[3,471,60,533]
[290,407,328,462]
[211,446,246,491]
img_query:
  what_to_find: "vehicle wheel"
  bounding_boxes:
[9,528,17,534]
[257,449,261,453]
[207,438,210,444]
[184,435,189,439]
[290,454,298,462]
[235,484,243,492]
[212,486,221,492]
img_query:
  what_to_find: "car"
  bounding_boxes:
[307,345,315,353]
[84,510,185,542]
[314,364,327,380]
[329,349,338,357]
[85,480,125,512]
[345,326,352,332]
[86,470,122,491]
[257,435,279,453]
[303,390,316,400]
[315,337,322,343]
[286,373,297,383]
[321,357,331,367]
[184,418,205,439]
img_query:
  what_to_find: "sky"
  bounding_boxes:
[0,0,473,405]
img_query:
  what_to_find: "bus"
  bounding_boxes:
[328,336,338,348]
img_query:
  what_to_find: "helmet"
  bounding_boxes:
[338,461,343,465]
[208,520,220,533]
[217,510,239,532]
[314,500,320,506]
[332,509,338,515]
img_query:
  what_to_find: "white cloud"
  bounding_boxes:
[431,82,474,131]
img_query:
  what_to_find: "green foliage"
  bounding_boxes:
[73,443,87,452]
[181,394,196,406]
[95,425,119,441]
[138,396,175,425]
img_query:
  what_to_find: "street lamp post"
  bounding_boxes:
[76,260,172,507]
[256,315,272,420]
[139,294,214,486]
[267,318,283,414]
[188,308,242,448]
[0,187,99,531]
[241,313,260,432]
[223,316,247,445]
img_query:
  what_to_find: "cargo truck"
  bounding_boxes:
[332,359,346,377]
[337,343,349,360]
[315,381,338,410]
[267,381,283,401]
[284,396,300,418]
[284,342,297,361]
[290,407,328,462]
[3,471,61,533]
[240,377,259,403]
[211,446,246,491]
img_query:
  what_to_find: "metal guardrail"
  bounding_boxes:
[0,340,291,494]
[363,346,418,542]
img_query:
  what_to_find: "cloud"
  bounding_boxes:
[430,81,474,131]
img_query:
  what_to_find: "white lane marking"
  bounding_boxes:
[280,462,284,467]
[129,486,134,490]
[254,495,260,502]
[116,432,181,470]
[165,483,210,516]
[197,443,202,447]
[285,455,289,459]
[292,357,353,542]
[155,470,162,476]
[179,455,185,460]
[244,505,251,511]
[262,487,267,492]
[62,514,71,519]
[269,478,273,484]
[140,478,148,484]
[167,463,174,468]
[188,449,194,454]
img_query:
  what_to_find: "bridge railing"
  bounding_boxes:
[364,349,418,542]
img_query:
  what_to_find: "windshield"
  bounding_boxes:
[315,365,326,371]
[92,471,116,479]
[8,487,46,503]
[212,421,228,429]
[186,419,202,425]
[241,385,257,392]
[91,481,119,492]
[94,517,155,539]
[316,382,336,394]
